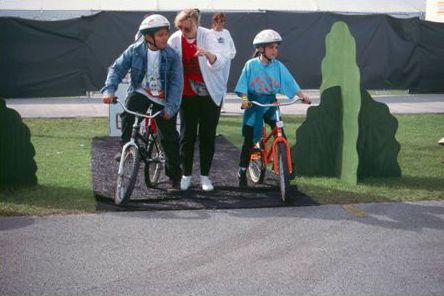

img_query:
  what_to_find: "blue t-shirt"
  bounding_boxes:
[234,57,301,142]
[235,57,300,101]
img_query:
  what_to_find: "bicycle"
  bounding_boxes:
[112,97,165,205]
[247,97,305,202]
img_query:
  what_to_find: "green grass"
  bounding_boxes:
[0,118,107,216]
[1,114,443,216]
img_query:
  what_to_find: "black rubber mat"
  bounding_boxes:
[92,136,318,211]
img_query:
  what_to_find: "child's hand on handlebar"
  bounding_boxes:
[298,92,311,105]
[241,100,251,110]
[102,95,117,104]
[240,95,251,109]
[161,110,172,120]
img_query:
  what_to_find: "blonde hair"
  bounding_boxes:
[175,8,200,27]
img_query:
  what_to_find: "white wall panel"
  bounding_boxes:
[0,0,425,13]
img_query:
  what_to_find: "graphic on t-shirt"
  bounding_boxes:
[249,76,281,94]
[217,37,225,44]
[146,76,164,97]
[141,64,165,99]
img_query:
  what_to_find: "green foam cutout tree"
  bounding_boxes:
[357,90,401,178]
[0,98,38,189]
[291,22,401,184]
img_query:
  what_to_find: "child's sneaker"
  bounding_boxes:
[238,168,248,187]
[180,175,192,191]
[200,175,214,192]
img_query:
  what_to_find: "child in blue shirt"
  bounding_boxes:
[234,29,311,187]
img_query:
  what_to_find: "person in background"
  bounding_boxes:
[234,29,311,187]
[168,8,227,192]
[211,12,236,112]
[102,14,183,192]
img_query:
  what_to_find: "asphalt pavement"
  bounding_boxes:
[1,201,443,295]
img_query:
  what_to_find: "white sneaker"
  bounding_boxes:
[439,137,444,146]
[180,175,192,191]
[200,175,214,192]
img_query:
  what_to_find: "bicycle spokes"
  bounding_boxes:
[115,145,140,205]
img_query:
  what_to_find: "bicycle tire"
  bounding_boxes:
[144,136,164,188]
[248,149,266,184]
[277,142,291,202]
[115,145,140,205]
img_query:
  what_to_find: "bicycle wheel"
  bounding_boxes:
[248,149,266,184]
[277,142,291,202]
[144,136,164,188]
[115,145,140,205]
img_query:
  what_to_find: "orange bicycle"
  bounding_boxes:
[247,98,304,202]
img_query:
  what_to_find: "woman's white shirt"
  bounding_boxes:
[168,27,228,106]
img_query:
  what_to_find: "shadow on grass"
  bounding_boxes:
[31,134,95,140]
[0,184,96,216]
[292,173,444,205]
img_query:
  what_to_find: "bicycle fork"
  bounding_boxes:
[117,118,140,177]
[271,107,293,175]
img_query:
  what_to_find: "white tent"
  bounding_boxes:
[425,0,444,22]
[0,0,427,20]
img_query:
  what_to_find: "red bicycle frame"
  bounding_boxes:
[249,98,305,176]
[258,124,293,175]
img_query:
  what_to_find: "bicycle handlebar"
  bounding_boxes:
[249,97,306,107]
[112,97,163,119]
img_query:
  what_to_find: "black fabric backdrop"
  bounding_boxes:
[1,11,443,98]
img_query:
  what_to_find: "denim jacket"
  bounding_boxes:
[101,41,184,117]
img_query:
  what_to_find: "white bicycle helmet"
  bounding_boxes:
[253,29,282,48]
[139,14,170,36]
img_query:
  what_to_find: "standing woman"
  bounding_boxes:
[168,9,227,192]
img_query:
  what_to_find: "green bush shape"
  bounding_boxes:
[292,86,343,177]
[358,90,401,178]
[0,98,38,188]
[292,87,401,180]
[291,21,401,183]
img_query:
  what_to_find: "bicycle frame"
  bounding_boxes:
[114,99,162,177]
[250,98,303,176]
[257,107,293,175]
